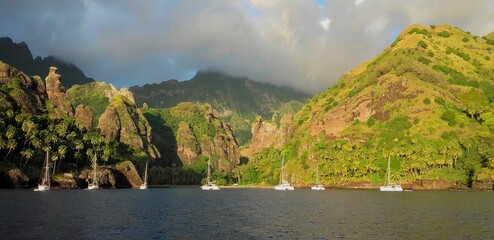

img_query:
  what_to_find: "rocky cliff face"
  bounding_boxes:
[176,121,200,164]
[45,66,74,116]
[0,168,30,188]
[75,105,93,131]
[97,86,159,158]
[78,161,143,188]
[176,117,240,171]
[0,61,47,114]
[143,102,240,171]
[246,117,278,155]
[243,113,294,156]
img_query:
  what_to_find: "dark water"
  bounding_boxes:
[1,188,493,239]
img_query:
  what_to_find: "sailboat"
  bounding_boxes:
[275,155,294,190]
[201,156,220,190]
[380,155,403,192]
[86,153,99,190]
[311,161,325,190]
[34,150,50,192]
[139,160,148,190]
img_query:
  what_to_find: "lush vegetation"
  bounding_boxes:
[130,71,308,145]
[238,24,494,187]
[142,102,239,185]
[0,64,151,186]
[67,83,110,126]
[0,93,143,183]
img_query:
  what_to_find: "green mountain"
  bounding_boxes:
[0,37,94,88]
[0,61,150,188]
[239,24,494,190]
[130,71,309,145]
[67,82,242,185]
[142,102,241,185]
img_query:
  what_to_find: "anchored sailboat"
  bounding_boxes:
[380,155,403,192]
[201,156,220,190]
[34,150,50,192]
[140,160,148,190]
[311,161,325,190]
[275,155,294,191]
[86,153,99,190]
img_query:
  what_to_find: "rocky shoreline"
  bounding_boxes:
[2,165,493,190]
[0,160,144,189]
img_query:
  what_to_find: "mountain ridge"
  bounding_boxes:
[130,71,309,144]
[0,37,94,88]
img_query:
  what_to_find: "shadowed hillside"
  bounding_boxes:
[0,37,94,88]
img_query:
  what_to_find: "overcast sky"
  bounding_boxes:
[1,0,493,94]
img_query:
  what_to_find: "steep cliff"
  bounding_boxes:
[45,66,74,117]
[0,62,155,188]
[67,81,160,158]
[143,102,240,172]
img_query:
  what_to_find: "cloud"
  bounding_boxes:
[320,18,331,31]
[0,0,493,94]
[354,0,366,6]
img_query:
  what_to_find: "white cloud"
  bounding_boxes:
[320,18,331,31]
[354,0,366,6]
[1,0,493,94]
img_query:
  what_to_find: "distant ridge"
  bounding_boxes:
[130,71,309,144]
[0,36,94,87]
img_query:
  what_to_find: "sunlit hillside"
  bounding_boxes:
[240,24,494,188]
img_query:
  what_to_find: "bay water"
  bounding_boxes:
[1,188,493,239]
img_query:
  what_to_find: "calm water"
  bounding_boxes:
[0,188,493,239]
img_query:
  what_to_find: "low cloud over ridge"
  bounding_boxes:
[1,0,493,94]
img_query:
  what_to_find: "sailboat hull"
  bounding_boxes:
[34,185,50,191]
[139,184,148,190]
[86,184,99,190]
[201,183,220,190]
[275,183,294,191]
[380,184,403,191]
[311,184,325,190]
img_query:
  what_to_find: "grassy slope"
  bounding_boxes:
[241,24,494,186]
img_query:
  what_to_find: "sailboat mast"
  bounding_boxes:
[144,160,148,184]
[44,150,50,186]
[207,156,211,183]
[93,153,97,185]
[387,155,391,185]
[316,162,319,184]
[280,155,285,184]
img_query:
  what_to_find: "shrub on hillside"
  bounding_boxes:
[418,56,431,65]
[418,40,428,49]
[423,98,431,105]
[437,31,451,38]
[409,28,429,36]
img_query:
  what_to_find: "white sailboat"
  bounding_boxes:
[275,155,294,191]
[380,155,403,192]
[311,162,325,191]
[86,153,99,190]
[139,160,148,190]
[34,150,50,192]
[201,156,220,190]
